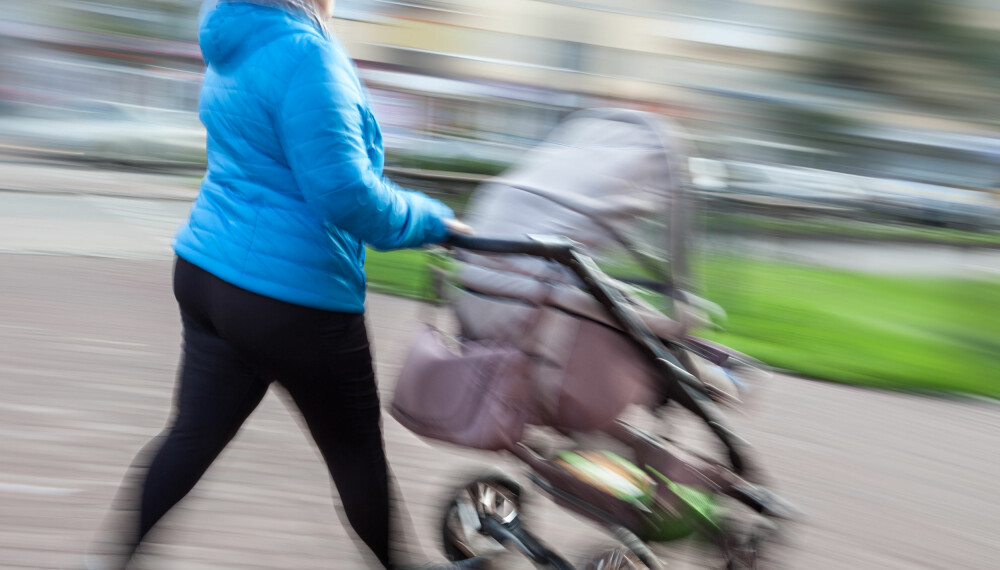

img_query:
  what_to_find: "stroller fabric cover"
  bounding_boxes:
[393,109,699,448]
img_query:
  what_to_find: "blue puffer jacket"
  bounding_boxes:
[174,1,454,313]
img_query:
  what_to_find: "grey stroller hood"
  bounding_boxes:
[463,108,694,290]
[445,109,712,432]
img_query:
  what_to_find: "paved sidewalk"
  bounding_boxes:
[3,161,999,278]
[0,255,998,569]
[0,158,200,202]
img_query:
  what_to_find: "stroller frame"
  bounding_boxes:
[437,233,793,570]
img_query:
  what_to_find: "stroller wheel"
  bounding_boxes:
[441,473,522,561]
[688,508,778,570]
[718,517,778,570]
[579,547,649,570]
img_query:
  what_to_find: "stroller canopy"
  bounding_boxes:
[463,108,694,290]
[444,109,705,432]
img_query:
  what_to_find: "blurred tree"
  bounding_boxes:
[843,0,999,77]
[58,0,199,41]
[806,0,999,116]
[846,0,947,35]
[812,48,883,91]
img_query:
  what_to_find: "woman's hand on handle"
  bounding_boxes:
[444,218,474,237]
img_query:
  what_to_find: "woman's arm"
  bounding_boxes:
[278,43,454,250]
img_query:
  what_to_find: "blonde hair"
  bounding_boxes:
[238,0,329,34]
[283,0,329,23]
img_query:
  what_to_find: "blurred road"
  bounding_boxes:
[0,176,998,569]
[0,157,199,201]
[2,255,998,570]
[2,157,999,277]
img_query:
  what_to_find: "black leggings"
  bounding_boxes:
[133,257,392,566]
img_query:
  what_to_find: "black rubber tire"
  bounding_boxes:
[440,472,523,561]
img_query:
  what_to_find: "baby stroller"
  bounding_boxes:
[391,109,795,569]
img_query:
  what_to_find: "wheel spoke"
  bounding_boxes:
[443,476,522,561]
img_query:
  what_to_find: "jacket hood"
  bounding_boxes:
[199,2,319,68]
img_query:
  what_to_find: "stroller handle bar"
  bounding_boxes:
[444,233,579,261]
[442,232,753,475]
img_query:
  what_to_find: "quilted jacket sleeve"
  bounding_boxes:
[278,43,454,250]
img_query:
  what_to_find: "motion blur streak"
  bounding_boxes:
[0,1,997,569]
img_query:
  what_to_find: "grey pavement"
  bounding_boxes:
[0,192,191,260]
[2,254,998,570]
[3,157,1000,278]
[704,235,1000,278]
[0,174,998,569]
[0,158,200,202]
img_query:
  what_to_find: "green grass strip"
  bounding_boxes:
[696,254,1000,398]
[708,213,1000,248]
[364,248,1000,398]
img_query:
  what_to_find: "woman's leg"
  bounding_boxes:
[271,318,487,570]
[272,314,394,568]
[137,310,271,543]
[171,261,394,567]
[90,261,270,569]
[91,313,269,569]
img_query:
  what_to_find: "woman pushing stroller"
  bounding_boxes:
[87,1,481,568]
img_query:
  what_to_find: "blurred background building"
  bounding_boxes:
[1,0,999,225]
